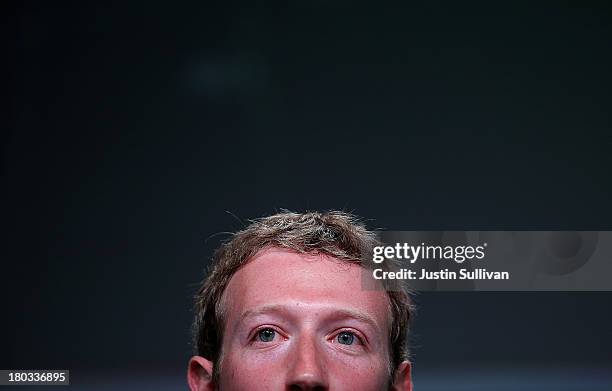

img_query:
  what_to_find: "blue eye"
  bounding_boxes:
[257,328,276,342]
[337,331,355,345]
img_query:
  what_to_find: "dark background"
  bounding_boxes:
[3,1,612,389]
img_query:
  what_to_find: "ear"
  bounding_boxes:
[391,361,413,391]
[187,356,215,391]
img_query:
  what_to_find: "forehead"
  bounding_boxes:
[221,247,391,331]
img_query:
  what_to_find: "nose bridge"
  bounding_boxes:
[286,329,328,390]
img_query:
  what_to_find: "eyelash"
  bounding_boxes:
[249,326,283,343]
[332,329,366,346]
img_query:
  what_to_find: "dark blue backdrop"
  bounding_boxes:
[4,1,612,389]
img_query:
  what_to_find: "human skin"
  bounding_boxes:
[188,247,412,390]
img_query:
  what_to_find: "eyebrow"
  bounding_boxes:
[238,304,382,332]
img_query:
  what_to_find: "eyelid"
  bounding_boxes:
[247,325,286,342]
[331,328,367,346]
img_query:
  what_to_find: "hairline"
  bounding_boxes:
[212,246,396,380]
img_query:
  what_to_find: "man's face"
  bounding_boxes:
[202,247,407,390]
